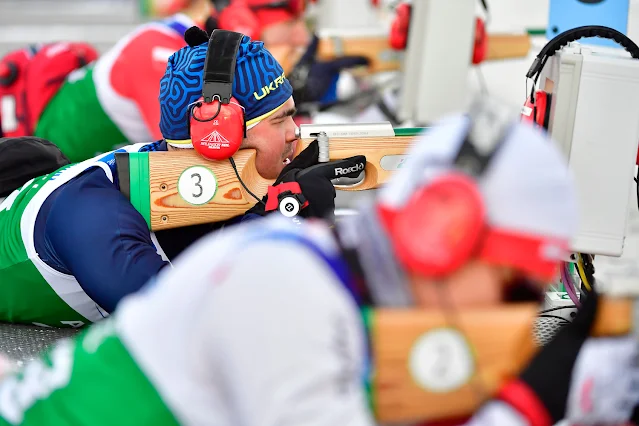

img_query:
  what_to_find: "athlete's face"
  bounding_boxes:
[408,261,543,309]
[244,97,299,179]
[409,261,507,309]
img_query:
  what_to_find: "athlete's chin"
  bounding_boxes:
[257,161,283,180]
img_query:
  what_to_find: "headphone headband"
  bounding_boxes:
[202,29,244,104]
[454,98,513,177]
[527,25,639,79]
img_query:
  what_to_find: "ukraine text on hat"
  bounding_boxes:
[253,72,287,101]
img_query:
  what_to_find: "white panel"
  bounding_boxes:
[549,48,639,256]
[314,0,382,31]
[398,0,476,124]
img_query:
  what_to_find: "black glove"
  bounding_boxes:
[289,34,369,106]
[246,139,366,220]
[497,290,599,424]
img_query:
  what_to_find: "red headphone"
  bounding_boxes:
[522,25,639,131]
[389,2,487,66]
[214,0,307,40]
[189,29,246,161]
[377,100,511,278]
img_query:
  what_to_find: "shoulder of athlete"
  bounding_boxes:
[44,165,144,238]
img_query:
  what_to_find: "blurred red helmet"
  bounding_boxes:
[245,0,307,26]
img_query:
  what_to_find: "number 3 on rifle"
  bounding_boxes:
[191,173,203,198]
[177,166,218,206]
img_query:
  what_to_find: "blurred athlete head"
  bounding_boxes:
[366,97,578,309]
[142,0,214,19]
[215,0,311,49]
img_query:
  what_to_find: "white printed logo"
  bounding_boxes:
[0,341,74,424]
[1,95,18,133]
[200,130,231,150]
[335,163,365,176]
[279,196,301,217]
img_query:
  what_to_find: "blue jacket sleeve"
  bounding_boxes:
[43,169,170,313]
[240,213,262,223]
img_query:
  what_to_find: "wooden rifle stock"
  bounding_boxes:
[115,124,423,230]
[368,297,634,423]
[312,32,532,75]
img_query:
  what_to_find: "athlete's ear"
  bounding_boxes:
[184,26,209,47]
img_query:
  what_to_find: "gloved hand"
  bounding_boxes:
[495,290,639,426]
[289,34,370,106]
[246,139,366,220]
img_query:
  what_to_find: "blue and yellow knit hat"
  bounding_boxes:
[159,35,293,147]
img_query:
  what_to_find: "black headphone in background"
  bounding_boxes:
[522,25,639,129]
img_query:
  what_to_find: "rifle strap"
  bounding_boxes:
[331,224,374,307]
[331,206,414,308]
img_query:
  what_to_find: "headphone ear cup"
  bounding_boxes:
[472,17,487,65]
[389,3,411,50]
[190,96,245,161]
[217,2,261,40]
[535,91,550,130]
[378,174,486,278]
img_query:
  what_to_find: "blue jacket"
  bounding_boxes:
[34,141,258,313]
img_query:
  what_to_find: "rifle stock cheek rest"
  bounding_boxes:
[116,149,267,230]
[115,133,416,231]
[370,303,538,423]
[368,297,635,424]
